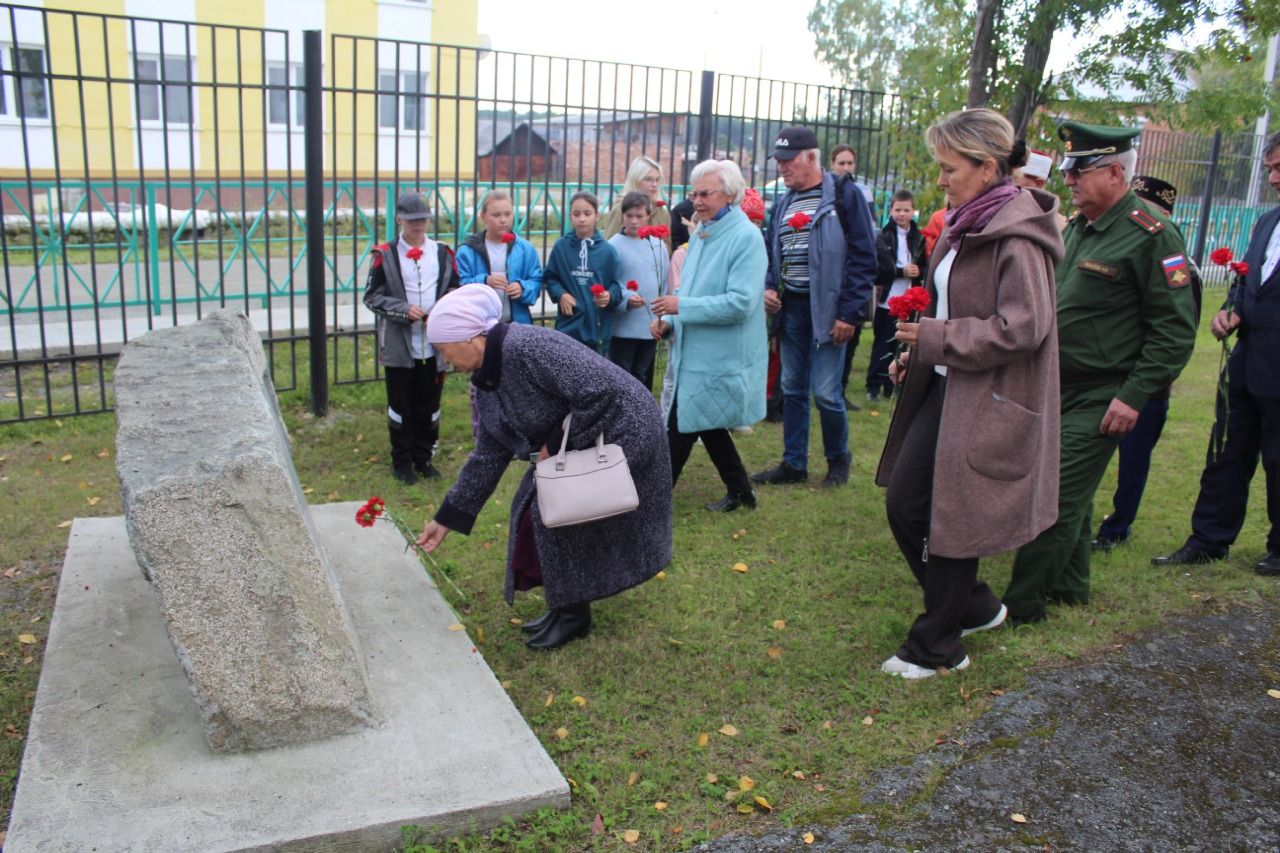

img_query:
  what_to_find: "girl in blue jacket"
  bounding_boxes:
[455,189,543,324]
[544,191,620,353]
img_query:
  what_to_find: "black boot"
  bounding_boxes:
[705,491,757,512]
[519,610,554,634]
[821,456,850,488]
[525,603,592,650]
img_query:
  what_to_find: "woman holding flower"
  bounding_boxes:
[874,108,1064,678]
[455,189,543,324]
[363,191,460,485]
[603,155,672,250]
[607,191,670,385]
[416,287,673,650]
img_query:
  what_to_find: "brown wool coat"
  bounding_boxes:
[875,188,1065,559]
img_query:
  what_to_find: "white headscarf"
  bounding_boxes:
[425,285,502,344]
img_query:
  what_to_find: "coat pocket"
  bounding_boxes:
[966,392,1042,482]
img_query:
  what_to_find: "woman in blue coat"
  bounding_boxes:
[652,160,768,512]
[454,189,543,324]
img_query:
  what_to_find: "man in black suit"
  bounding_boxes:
[1153,132,1280,576]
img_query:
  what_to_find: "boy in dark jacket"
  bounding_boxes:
[363,192,460,484]
[867,189,926,401]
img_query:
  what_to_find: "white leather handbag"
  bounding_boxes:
[534,413,639,528]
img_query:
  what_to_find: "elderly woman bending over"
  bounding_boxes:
[652,159,767,513]
[417,287,673,650]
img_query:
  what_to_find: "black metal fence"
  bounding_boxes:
[0,3,1273,424]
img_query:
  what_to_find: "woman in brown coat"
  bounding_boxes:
[875,108,1064,679]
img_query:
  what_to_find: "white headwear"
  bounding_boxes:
[425,285,502,344]
[1023,150,1054,180]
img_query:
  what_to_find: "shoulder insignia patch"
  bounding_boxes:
[1128,208,1163,234]
[1161,254,1190,288]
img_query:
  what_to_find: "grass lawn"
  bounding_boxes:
[0,311,1275,852]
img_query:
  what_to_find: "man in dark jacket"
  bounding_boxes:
[752,126,877,488]
[868,189,926,401]
[363,192,460,484]
[1153,132,1280,576]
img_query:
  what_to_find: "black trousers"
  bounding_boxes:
[865,309,898,396]
[885,374,1003,668]
[1188,380,1280,554]
[385,358,444,471]
[667,400,752,498]
[608,337,657,389]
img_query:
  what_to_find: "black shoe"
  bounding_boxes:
[751,462,807,485]
[843,396,862,412]
[705,491,757,512]
[520,610,554,634]
[866,390,880,402]
[1091,531,1129,552]
[765,401,784,423]
[414,460,441,479]
[1151,543,1228,566]
[525,604,592,650]
[1007,610,1047,628]
[821,457,850,488]
[1256,551,1280,576]
[392,465,418,485]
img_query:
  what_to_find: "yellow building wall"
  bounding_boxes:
[195,0,266,176]
[431,0,479,182]
[327,0,378,179]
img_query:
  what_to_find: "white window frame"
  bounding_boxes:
[378,70,429,133]
[0,44,50,123]
[134,54,196,127]
[267,63,306,129]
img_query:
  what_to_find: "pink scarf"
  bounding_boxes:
[944,178,1020,242]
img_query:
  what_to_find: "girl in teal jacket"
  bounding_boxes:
[544,191,620,353]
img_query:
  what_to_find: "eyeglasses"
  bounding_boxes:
[691,189,725,199]
[1063,161,1114,179]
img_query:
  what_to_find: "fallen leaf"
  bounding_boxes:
[17,634,36,645]
[753,795,772,811]
[697,732,709,748]
[724,789,740,802]
[803,831,815,844]
[590,813,604,835]
[446,624,466,632]
[622,829,640,844]
[326,491,340,500]
[4,568,19,578]
[1011,813,1028,824]
[792,770,806,780]
[86,496,101,506]
[77,481,89,490]
[355,433,364,442]
[655,570,667,580]
[29,616,41,623]
[705,773,718,783]
[96,449,108,459]
[654,801,667,811]
[500,680,511,689]
[554,727,569,740]
[22,656,32,665]
[566,777,579,790]
[668,637,685,646]
[772,619,786,631]
[732,562,748,573]
[862,716,875,726]
[365,455,379,464]
[736,528,747,537]
[767,646,782,659]
[56,520,71,529]
[821,720,833,730]
[628,771,639,786]
[814,783,826,792]
[510,617,523,626]
[718,724,740,737]
[572,695,587,707]
[870,410,880,417]
[738,775,755,791]
[302,487,314,494]
[671,826,684,835]
[475,626,486,645]
[736,803,754,814]
[544,692,555,707]
[1268,689,1280,700]
[59,454,72,463]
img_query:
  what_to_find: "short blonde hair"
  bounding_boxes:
[689,159,746,204]
[478,188,512,216]
[926,108,1017,177]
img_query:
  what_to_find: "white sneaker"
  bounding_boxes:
[961,604,1008,638]
[882,655,971,679]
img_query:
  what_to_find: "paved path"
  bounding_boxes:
[695,606,1280,852]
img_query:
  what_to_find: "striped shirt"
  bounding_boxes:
[779,187,822,295]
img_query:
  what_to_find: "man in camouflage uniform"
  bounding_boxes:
[1003,122,1199,625]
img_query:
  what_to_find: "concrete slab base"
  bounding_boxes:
[6,503,569,852]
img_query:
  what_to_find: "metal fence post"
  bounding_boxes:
[303,29,327,417]
[1192,129,1222,266]
[696,70,714,164]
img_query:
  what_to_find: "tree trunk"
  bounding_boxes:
[1006,1,1062,137]
[967,0,1001,107]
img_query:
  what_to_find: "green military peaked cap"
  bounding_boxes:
[1058,120,1140,171]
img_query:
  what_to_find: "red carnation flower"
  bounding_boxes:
[355,504,377,528]
[406,246,424,262]
[626,280,640,291]
[501,232,516,245]
[787,211,812,230]
[648,225,670,240]
[1209,247,1233,267]
[1230,261,1249,277]
[637,226,653,239]
[590,283,606,296]
[654,200,667,208]
[887,287,932,321]
[366,496,385,516]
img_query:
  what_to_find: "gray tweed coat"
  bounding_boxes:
[435,323,673,608]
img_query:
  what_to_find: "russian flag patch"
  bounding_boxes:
[1162,254,1190,288]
